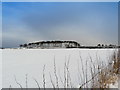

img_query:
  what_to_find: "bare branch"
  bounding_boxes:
[43,65,46,89]
[14,75,23,89]
[33,78,40,90]
[25,74,28,90]
[54,56,59,88]
[49,72,55,89]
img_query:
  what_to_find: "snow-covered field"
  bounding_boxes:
[2,49,117,88]
[0,49,2,89]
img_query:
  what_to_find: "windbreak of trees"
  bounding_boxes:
[97,44,117,48]
[19,41,81,48]
[19,41,119,49]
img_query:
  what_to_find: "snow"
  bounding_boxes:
[2,49,117,88]
[0,49,2,89]
[109,81,118,88]
[118,75,120,90]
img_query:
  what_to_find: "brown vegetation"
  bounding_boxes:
[91,49,119,88]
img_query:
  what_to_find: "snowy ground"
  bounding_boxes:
[2,49,117,88]
[0,49,2,89]
[109,80,118,88]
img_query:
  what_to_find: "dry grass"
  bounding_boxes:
[113,50,120,74]
[91,49,119,88]
[95,68,118,88]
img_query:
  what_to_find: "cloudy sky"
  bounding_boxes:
[0,2,2,48]
[2,2,118,48]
